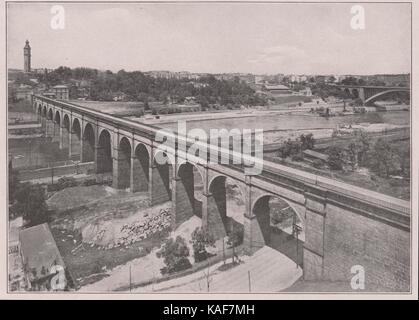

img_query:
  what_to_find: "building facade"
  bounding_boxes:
[52,85,69,100]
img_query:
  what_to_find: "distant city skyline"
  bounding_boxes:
[7,2,411,75]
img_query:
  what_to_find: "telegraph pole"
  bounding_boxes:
[293,222,303,268]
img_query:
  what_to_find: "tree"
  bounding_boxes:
[398,144,410,177]
[341,76,359,86]
[8,167,20,205]
[278,138,302,159]
[10,183,48,226]
[327,145,345,170]
[156,236,192,275]
[352,130,370,166]
[190,227,216,263]
[368,139,400,177]
[357,78,366,86]
[227,227,243,264]
[300,133,315,150]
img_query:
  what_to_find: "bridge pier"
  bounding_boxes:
[171,176,194,227]
[130,155,148,193]
[80,137,85,162]
[41,115,46,129]
[45,119,54,138]
[51,121,60,143]
[358,87,365,102]
[201,192,227,240]
[149,162,171,206]
[95,144,112,174]
[302,189,327,280]
[68,130,73,158]
[69,130,80,159]
[112,147,131,189]
[243,213,266,255]
[60,123,70,150]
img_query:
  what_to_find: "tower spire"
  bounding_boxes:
[24,40,31,72]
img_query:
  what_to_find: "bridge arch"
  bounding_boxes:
[71,118,82,157]
[82,123,95,162]
[151,150,174,206]
[207,175,246,240]
[63,114,70,130]
[132,143,150,193]
[251,193,305,266]
[47,108,53,120]
[364,89,410,105]
[54,110,61,125]
[60,114,71,150]
[96,129,113,174]
[174,161,205,225]
[72,118,81,139]
[176,159,205,189]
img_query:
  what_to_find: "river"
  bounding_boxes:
[158,111,410,134]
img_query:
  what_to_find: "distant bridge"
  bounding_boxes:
[30,95,410,290]
[334,84,410,105]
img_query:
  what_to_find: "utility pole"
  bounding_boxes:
[204,259,212,292]
[222,236,226,265]
[129,264,132,293]
[248,271,251,292]
[293,222,302,268]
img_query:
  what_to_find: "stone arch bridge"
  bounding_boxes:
[32,95,410,290]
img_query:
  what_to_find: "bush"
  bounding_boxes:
[190,227,216,263]
[367,139,401,177]
[327,145,345,170]
[156,236,192,275]
[56,176,78,190]
[312,159,324,169]
[82,178,98,186]
[291,152,304,162]
[10,183,48,226]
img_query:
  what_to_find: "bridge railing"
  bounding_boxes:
[33,95,410,217]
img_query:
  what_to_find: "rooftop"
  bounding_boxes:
[264,84,290,90]
[19,223,65,279]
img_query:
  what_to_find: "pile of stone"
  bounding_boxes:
[82,207,172,250]
[115,208,171,247]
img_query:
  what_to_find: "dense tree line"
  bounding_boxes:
[9,167,48,226]
[36,67,267,109]
[326,134,410,178]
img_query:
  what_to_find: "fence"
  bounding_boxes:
[18,162,95,182]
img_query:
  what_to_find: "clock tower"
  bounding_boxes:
[24,40,31,73]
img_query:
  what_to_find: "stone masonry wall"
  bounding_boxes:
[321,202,410,291]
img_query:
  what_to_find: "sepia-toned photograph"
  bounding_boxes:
[4,0,415,297]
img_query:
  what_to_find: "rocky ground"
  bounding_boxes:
[48,185,172,287]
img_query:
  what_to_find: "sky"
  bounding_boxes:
[7,2,411,75]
